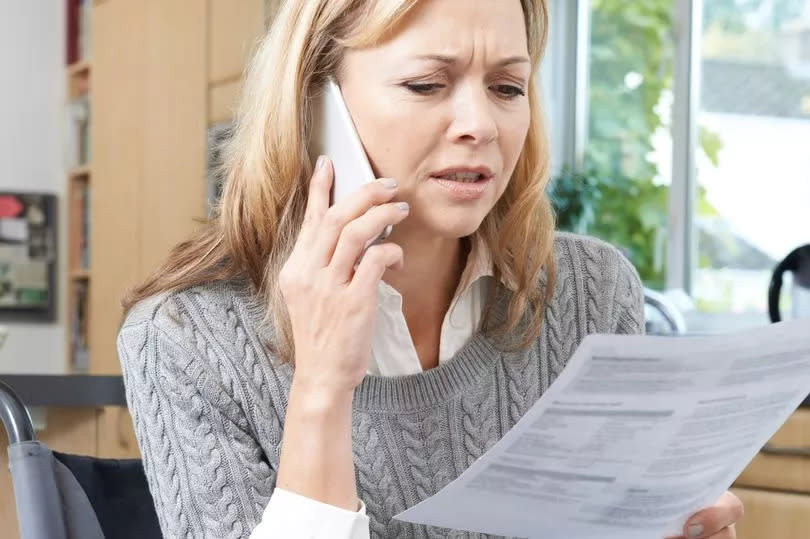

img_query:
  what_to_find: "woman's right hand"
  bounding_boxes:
[279,155,409,398]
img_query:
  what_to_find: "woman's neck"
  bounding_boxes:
[382,229,465,315]
[382,228,468,368]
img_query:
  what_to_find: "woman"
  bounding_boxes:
[117,0,743,537]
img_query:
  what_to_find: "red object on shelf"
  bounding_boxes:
[66,0,79,65]
[0,196,24,218]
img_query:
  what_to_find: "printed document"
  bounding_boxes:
[394,320,810,538]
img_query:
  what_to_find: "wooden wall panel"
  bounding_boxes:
[735,409,810,493]
[90,0,149,459]
[96,405,139,459]
[91,0,208,373]
[208,0,265,85]
[209,79,241,125]
[139,0,208,277]
[84,0,278,461]
[90,0,146,376]
[207,0,286,125]
[91,0,208,458]
[733,487,810,539]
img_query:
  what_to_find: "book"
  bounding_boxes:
[66,0,92,65]
[82,185,91,270]
[70,280,89,372]
[79,0,92,62]
[66,0,80,65]
[65,94,90,170]
[70,183,90,271]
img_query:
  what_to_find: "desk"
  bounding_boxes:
[0,374,126,407]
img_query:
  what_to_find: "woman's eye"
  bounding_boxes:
[404,82,444,95]
[492,84,526,99]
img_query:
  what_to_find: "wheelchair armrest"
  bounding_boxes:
[0,380,36,444]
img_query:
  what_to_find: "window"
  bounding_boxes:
[692,0,810,330]
[552,0,810,332]
[583,0,675,291]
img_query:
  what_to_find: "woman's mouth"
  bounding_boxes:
[430,171,494,200]
[434,171,487,183]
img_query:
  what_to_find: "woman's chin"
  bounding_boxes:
[424,213,487,239]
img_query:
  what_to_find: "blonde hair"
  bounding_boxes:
[123,0,555,363]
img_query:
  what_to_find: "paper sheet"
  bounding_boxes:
[394,320,810,538]
[0,218,29,242]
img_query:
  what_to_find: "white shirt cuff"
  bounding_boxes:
[250,488,370,539]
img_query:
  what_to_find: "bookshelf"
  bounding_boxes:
[65,0,92,374]
[63,0,281,460]
[68,164,91,180]
[66,59,90,77]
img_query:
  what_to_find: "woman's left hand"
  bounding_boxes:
[665,491,744,539]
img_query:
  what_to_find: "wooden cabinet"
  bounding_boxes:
[208,0,266,85]
[86,0,280,459]
[208,0,282,125]
[90,0,208,458]
[732,409,810,538]
[733,487,810,539]
[736,409,810,493]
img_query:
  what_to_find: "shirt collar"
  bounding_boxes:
[455,234,495,297]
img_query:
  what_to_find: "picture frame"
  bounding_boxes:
[0,193,58,322]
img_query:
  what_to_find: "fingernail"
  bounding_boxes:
[687,523,704,538]
[397,202,410,212]
[379,178,397,189]
[315,155,326,171]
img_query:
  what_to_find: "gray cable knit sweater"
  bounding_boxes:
[117,233,644,539]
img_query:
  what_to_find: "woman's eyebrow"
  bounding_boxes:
[493,56,531,67]
[412,54,530,67]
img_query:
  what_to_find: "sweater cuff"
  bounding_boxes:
[250,488,370,539]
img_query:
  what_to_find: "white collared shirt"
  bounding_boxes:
[252,239,494,539]
[368,237,494,376]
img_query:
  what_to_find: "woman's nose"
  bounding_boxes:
[446,86,499,146]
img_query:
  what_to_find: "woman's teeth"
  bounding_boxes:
[438,172,483,183]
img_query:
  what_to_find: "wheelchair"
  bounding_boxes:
[0,378,160,539]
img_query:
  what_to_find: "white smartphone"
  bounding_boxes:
[310,78,392,245]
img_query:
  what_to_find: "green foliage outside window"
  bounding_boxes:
[550,0,717,290]
[550,0,806,290]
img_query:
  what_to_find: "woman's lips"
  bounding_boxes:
[430,175,493,200]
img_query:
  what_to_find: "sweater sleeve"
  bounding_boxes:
[118,318,274,538]
[118,313,371,539]
[611,251,646,335]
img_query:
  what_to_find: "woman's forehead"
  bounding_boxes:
[355,0,530,67]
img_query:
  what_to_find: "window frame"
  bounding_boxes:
[667,0,702,295]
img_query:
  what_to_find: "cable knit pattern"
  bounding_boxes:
[353,412,411,538]
[541,257,577,388]
[117,233,644,538]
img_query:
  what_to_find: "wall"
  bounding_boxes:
[0,2,66,373]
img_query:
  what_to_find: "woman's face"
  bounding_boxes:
[339,0,531,240]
